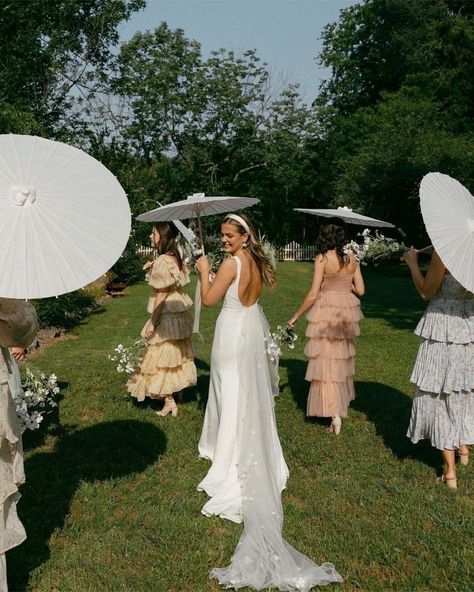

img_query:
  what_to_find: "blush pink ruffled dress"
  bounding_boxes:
[304,272,363,417]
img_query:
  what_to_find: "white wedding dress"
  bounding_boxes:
[198,257,342,591]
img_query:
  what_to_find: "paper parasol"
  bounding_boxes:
[0,134,131,299]
[294,206,394,228]
[136,192,260,248]
[420,172,474,293]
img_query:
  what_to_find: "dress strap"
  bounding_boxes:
[232,256,242,286]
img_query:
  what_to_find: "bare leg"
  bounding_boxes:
[458,444,469,465]
[440,449,457,490]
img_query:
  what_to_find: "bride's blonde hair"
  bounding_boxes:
[223,213,276,289]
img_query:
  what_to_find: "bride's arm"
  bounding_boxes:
[196,257,236,307]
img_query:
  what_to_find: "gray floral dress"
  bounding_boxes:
[407,274,474,450]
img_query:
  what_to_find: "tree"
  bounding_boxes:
[0,0,145,136]
[312,0,474,241]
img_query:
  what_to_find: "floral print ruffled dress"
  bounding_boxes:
[407,274,474,450]
[127,255,197,400]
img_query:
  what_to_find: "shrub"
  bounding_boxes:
[109,242,144,285]
[33,290,97,330]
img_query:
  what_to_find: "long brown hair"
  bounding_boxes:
[153,222,183,270]
[223,213,276,288]
[315,218,349,268]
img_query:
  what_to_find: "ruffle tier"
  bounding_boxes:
[305,292,363,323]
[414,298,474,344]
[306,321,360,340]
[304,338,355,360]
[147,290,193,314]
[141,311,193,345]
[407,387,474,450]
[306,379,355,418]
[411,339,474,395]
[127,353,197,400]
[305,354,355,382]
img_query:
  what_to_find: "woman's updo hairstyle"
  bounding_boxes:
[223,213,276,289]
[315,217,350,268]
[153,222,184,270]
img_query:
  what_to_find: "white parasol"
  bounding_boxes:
[294,206,395,228]
[137,192,259,334]
[420,172,474,293]
[137,192,260,249]
[0,134,131,299]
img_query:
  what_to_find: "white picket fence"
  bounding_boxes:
[137,243,315,261]
[277,242,316,261]
[136,246,155,257]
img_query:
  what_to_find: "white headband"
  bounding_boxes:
[225,213,251,236]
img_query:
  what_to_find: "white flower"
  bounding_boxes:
[14,365,60,433]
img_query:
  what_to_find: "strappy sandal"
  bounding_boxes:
[437,474,457,490]
[328,416,342,435]
[156,399,178,417]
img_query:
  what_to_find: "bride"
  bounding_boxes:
[196,213,342,591]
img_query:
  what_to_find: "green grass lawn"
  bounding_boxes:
[9,262,473,592]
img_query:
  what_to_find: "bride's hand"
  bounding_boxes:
[196,256,210,276]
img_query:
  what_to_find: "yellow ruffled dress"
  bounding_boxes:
[127,255,197,400]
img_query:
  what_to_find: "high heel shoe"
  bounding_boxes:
[328,416,342,435]
[156,401,178,417]
[438,473,457,490]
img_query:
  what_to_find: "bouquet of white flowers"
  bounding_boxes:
[344,229,406,265]
[14,367,60,433]
[108,338,147,374]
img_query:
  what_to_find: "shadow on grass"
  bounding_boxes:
[353,380,439,469]
[281,358,308,414]
[9,420,166,591]
[362,263,425,331]
[194,358,210,410]
[282,358,440,470]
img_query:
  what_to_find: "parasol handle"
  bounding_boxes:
[415,245,433,254]
[197,212,205,255]
[399,244,433,262]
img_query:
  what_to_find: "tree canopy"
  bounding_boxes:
[1,0,474,244]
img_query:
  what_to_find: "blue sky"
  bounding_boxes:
[119,0,356,102]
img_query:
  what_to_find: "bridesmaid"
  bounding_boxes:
[403,248,473,489]
[0,298,38,591]
[288,219,364,434]
[127,223,197,416]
